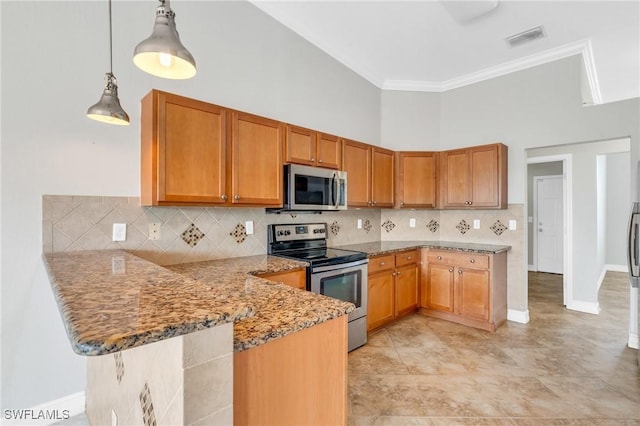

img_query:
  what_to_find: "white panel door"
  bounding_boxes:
[536,176,564,274]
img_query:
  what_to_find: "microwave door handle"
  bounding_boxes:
[333,172,339,209]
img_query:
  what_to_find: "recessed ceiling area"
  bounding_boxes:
[249,0,640,105]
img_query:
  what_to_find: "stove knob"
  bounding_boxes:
[285,230,291,236]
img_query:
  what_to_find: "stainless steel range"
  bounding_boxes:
[268,223,368,352]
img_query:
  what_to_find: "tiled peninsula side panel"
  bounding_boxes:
[42,195,381,265]
[381,204,526,312]
[86,323,233,426]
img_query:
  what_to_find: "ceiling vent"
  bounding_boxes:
[506,26,546,47]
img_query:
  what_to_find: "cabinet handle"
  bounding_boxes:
[469,259,475,264]
[310,157,315,162]
[449,268,453,273]
[396,271,400,276]
[372,200,377,205]
[458,269,463,274]
[368,201,373,206]
[221,194,228,201]
[234,195,240,200]
[318,159,323,163]
[437,256,442,260]
[380,262,385,266]
[392,272,397,276]
[407,256,412,260]
[400,201,404,207]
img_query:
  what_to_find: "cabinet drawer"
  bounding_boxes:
[427,251,489,269]
[368,254,395,274]
[395,250,419,267]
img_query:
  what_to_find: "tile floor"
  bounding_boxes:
[348,271,640,425]
[57,272,639,425]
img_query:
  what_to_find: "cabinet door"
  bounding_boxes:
[316,133,341,169]
[457,267,490,321]
[371,147,394,208]
[146,91,227,205]
[285,125,316,167]
[342,139,371,207]
[256,268,307,290]
[426,263,455,312]
[397,152,437,208]
[230,112,283,206]
[367,271,395,331]
[440,149,470,208]
[395,263,418,317]
[470,144,504,208]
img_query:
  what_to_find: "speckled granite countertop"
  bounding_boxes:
[334,241,511,256]
[44,250,354,356]
[167,258,354,352]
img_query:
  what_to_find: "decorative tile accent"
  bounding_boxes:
[330,221,340,236]
[139,382,157,426]
[381,219,396,233]
[456,219,470,235]
[427,219,439,233]
[363,219,372,233]
[114,352,124,384]
[230,223,247,244]
[490,220,508,236]
[181,223,205,247]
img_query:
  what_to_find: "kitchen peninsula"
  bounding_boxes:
[44,250,353,426]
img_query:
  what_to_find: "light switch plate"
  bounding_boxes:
[245,221,254,235]
[112,223,126,242]
[509,220,517,230]
[357,219,363,229]
[409,218,416,228]
[473,219,480,229]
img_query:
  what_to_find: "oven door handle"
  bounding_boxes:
[312,258,368,273]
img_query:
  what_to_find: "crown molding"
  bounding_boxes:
[382,39,602,105]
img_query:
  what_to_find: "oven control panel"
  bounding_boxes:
[270,223,327,242]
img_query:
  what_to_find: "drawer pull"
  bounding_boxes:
[449,268,453,272]
[458,269,463,274]
[470,259,475,264]
[437,256,442,260]
[380,262,385,266]
[407,256,412,260]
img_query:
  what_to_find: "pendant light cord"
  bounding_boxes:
[108,0,113,75]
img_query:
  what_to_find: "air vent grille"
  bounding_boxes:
[506,26,546,47]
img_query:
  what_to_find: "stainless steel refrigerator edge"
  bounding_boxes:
[630,161,640,365]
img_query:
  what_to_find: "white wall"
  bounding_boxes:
[606,152,631,266]
[380,90,440,150]
[0,1,380,410]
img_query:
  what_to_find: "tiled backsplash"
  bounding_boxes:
[42,196,380,265]
[43,196,524,291]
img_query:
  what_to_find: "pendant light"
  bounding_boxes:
[133,0,197,80]
[87,0,130,126]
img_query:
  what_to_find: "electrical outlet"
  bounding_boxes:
[245,221,254,235]
[409,218,416,228]
[112,223,126,242]
[473,219,480,229]
[509,220,517,230]
[148,223,161,240]
[357,219,363,229]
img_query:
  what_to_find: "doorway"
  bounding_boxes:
[534,175,564,274]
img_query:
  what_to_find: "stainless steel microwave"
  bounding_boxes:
[269,164,347,212]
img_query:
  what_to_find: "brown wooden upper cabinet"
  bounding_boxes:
[396,152,438,209]
[342,139,394,208]
[140,90,283,207]
[284,125,341,170]
[439,143,508,209]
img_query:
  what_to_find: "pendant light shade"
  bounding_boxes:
[87,0,130,126]
[87,73,130,125]
[133,0,197,80]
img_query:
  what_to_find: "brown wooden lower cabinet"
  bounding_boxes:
[255,268,307,290]
[234,316,347,426]
[367,250,419,331]
[420,248,507,332]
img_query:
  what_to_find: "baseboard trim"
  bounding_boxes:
[528,264,537,272]
[596,266,608,292]
[606,264,628,273]
[628,332,639,349]
[2,392,85,425]
[507,309,530,324]
[566,300,601,315]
